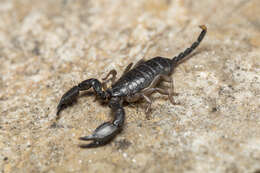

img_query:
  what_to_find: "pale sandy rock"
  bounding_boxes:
[0,0,259,172]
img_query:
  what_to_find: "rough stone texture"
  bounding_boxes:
[0,0,259,172]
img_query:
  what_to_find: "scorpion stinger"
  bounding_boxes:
[172,25,207,64]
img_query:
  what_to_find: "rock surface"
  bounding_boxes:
[0,0,259,172]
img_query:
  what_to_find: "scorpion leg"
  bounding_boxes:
[148,88,179,105]
[102,69,117,84]
[125,75,160,113]
[101,69,117,90]
[57,78,107,116]
[142,94,153,115]
[160,75,179,105]
[133,58,145,68]
[138,75,178,113]
[123,62,133,74]
[79,97,125,148]
[122,59,145,75]
[126,92,152,117]
[142,86,179,106]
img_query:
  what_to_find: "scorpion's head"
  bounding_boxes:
[103,88,113,100]
[108,96,122,109]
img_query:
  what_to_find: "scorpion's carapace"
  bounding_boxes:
[56,25,207,148]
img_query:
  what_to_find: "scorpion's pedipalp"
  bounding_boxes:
[79,98,125,148]
[56,78,108,116]
[79,122,120,148]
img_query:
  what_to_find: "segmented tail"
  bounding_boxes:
[172,25,207,64]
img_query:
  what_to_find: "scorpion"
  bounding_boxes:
[56,25,207,148]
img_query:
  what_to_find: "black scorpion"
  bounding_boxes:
[56,25,207,148]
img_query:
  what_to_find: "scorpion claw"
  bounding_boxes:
[79,135,95,141]
[56,104,64,116]
[79,122,122,148]
[79,141,105,148]
[56,86,80,116]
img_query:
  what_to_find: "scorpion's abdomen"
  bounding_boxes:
[110,57,173,97]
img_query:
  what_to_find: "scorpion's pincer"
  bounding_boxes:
[79,122,121,148]
[57,86,80,116]
[79,97,125,148]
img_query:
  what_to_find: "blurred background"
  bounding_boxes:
[0,0,259,172]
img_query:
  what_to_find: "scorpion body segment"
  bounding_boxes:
[108,57,173,97]
[56,25,207,148]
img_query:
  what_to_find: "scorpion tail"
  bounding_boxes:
[79,97,125,148]
[172,25,207,64]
